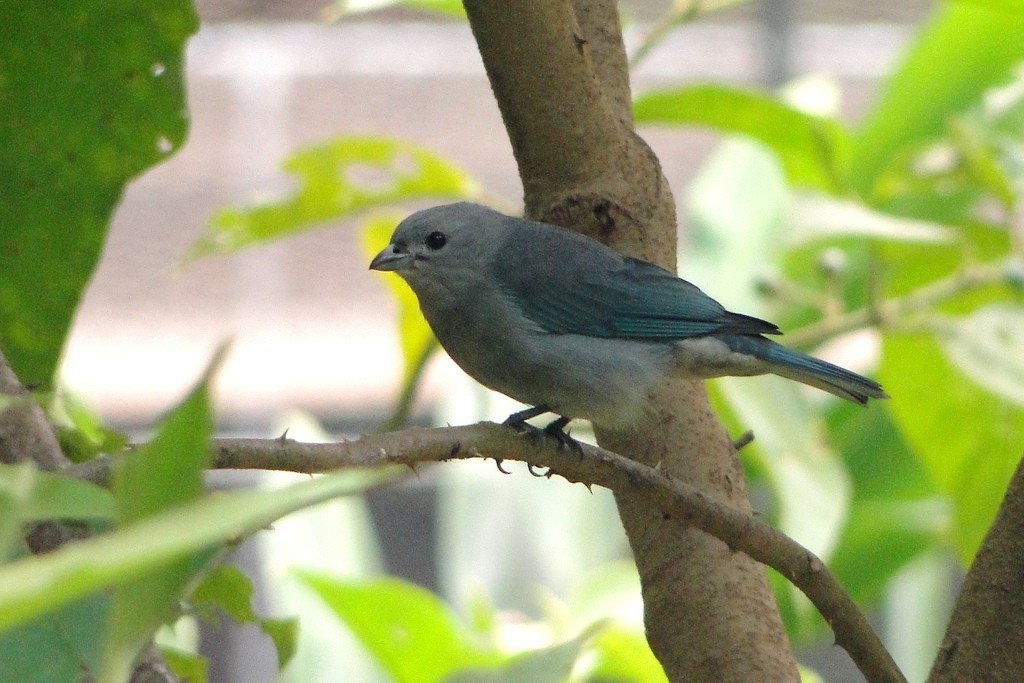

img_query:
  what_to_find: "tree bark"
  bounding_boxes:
[928,453,1024,683]
[462,2,797,680]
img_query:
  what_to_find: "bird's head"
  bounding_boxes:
[369,202,511,294]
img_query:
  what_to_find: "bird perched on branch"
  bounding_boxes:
[370,202,887,437]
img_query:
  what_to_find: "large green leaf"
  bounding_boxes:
[880,334,1024,564]
[0,470,382,633]
[445,628,596,683]
[297,572,503,683]
[191,137,477,257]
[634,84,849,191]
[849,2,1024,198]
[0,593,108,683]
[0,0,196,388]
[101,364,217,682]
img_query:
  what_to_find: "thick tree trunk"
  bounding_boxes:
[928,454,1024,682]
[462,2,798,680]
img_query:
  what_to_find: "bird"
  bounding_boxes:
[369,202,887,437]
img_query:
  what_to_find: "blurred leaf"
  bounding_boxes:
[586,625,667,683]
[51,391,128,464]
[787,193,955,246]
[0,463,114,523]
[102,359,218,682]
[949,116,1018,212]
[161,647,209,683]
[850,3,1024,198]
[363,213,440,429]
[261,618,300,670]
[951,0,1024,13]
[634,83,849,191]
[0,469,380,632]
[719,378,851,560]
[828,497,946,604]
[191,564,256,624]
[880,334,1024,564]
[191,564,299,669]
[0,592,107,683]
[327,0,466,18]
[445,628,597,683]
[0,0,196,388]
[297,572,502,683]
[935,304,1024,405]
[192,137,477,257]
[684,138,787,309]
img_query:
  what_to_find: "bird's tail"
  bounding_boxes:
[720,335,888,405]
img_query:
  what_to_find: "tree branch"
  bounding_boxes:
[76,425,906,683]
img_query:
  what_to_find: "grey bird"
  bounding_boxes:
[369,202,887,435]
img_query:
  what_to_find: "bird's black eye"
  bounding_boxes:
[425,231,447,250]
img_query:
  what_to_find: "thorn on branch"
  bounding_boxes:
[278,428,290,443]
[494,458,511,475]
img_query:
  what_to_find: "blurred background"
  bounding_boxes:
[57,1,966,681]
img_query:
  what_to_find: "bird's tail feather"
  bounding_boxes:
[722,336,888,405]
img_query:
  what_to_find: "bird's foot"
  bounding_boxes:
[502,405,551,431]
[542,417,581,454]
[503,407,582,455]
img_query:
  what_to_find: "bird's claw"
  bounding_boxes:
[542,417,581,454]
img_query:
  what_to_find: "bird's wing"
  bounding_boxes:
[500,249,780,340]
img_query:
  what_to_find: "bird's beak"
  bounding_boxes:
[369,244,410,272]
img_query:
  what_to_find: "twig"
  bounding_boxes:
[628,0,750,69]
[784,258,1012,349]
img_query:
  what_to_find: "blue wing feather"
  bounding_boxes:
[493,222,779,340]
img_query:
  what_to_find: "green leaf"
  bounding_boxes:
[190,564,299,670]
[191,564,256,624]
[0,463,115,523]
[0,470,381,632]
[586,625,667,683]
[161,647,209,683]
[0,0,197,388]
[328,0,467,18]
[950,0,1024,14]
[102,362,218,682]
[0,463,114,561]
[0,592,108,683]
[260,617,300,670]
[51,391,128,464]
[634,83,849,191]
[934,304,1024,406]
[191,137,478,257]
[849,2,1024,198]
[444,628,598,683]
[880,334,1024,564]
[363,213,440,429]
[297,572,502,683]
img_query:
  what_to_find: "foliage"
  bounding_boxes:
[1,0,1024,681]
[0,0,196,390]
